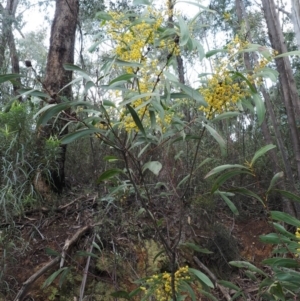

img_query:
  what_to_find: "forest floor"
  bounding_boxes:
[0,188,274,301]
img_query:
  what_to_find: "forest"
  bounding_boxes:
[1,0,300,300]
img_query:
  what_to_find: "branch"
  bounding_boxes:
[193,256,231,301]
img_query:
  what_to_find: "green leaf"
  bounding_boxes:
[95,11,113,20]
[109,73,136,86]
[267,172,284,193]
[42,268,68,288]
[217,190,239,215]
[0,73,21,84]
[230,187,265,206]
[176,0,215,13]
[272,222,296,239]
[180,243,212,254]
[110,291,131,300]
[274,50,300,58]
[126,104,147,138]
[205,49,227,58]
[198,289,218,301]
[262,258,300,268]
[211,112,240,122]
[133,0,151,4]
[189,268,214,288]
[273,189,300,204]
[250,144,276,167]
[252,93,265,125]
[269,282,285,301]
[18,88,50,99]
[255,67,278,82]
[271,211,300,228]
[205,164,248,179]
[179,282,196,301]
[120,92,159,106]
[229,261,267,277]
[58,267,70,288]
[142,161,162,176]
[103,99,116,107]
[218,280,240,292]
[211,170,252,193]
[97,168,124,183]
[178,16,189,47]
[103,155,119,162]
[178,82,206,106]
[45,247,60,256]
[177,174,191,188]
[61,129,102,144]
[259,233,292,244]
[203,124,226,156]
[113,58,143,68]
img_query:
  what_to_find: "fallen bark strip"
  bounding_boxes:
[14,224,93,301]
[193,256,231,301]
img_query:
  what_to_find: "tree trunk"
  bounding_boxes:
[262,0,300,183]
[38,0,79,194]
[291,0,300,50]
[0,0,21,94]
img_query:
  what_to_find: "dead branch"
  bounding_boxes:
[193,256,231,301]
[14,224,93,301]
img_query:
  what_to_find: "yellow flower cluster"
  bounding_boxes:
[140,266,190,301]
[199,36,274,119]
[295,228,300,256]
[105,8,180,132]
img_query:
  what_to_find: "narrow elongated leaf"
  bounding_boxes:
[176,0,215,12]
[97,168,124,183]
[211,170,252,193]
[250,144,276,167]
[178,82,206,106]
[110,291,130,300]
[229,261,267,277]
[204,124,226,156]
[36,100,90,126]
[18,88,50,99]
[230,187,265,206]
[259,233,292,244]
[189,268,214,288]
[269,282,285,301]
[178,16,189,46]
[271,211,300,227]
[120,92,159,106]
[205,49,227,58]
[109,73,136,86]
[95,11,113,20]
[267,171,284,193]
[198,289,218,301]
[211,112,240,122]
[61,129,101,144]
[126,104,147,137]
[273,189,300,204]
[0,73,20,84]
[133,0,151,4]
[205,164,248,179]
[262,258,300,268]
[179,282,196,301]
[142,161,162,176]
[272,222,296,239]
[217,190,239,215]
[114,58,143,67]
[218,280,240,291]
[252,93,265,125]
[274,50,300,58]
[42,268,68,288]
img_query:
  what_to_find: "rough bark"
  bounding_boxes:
[38,0,79,194]
[291,0,300,50]
[0,0,21,94]
[262,0,300,184]
[236,0,298,216]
